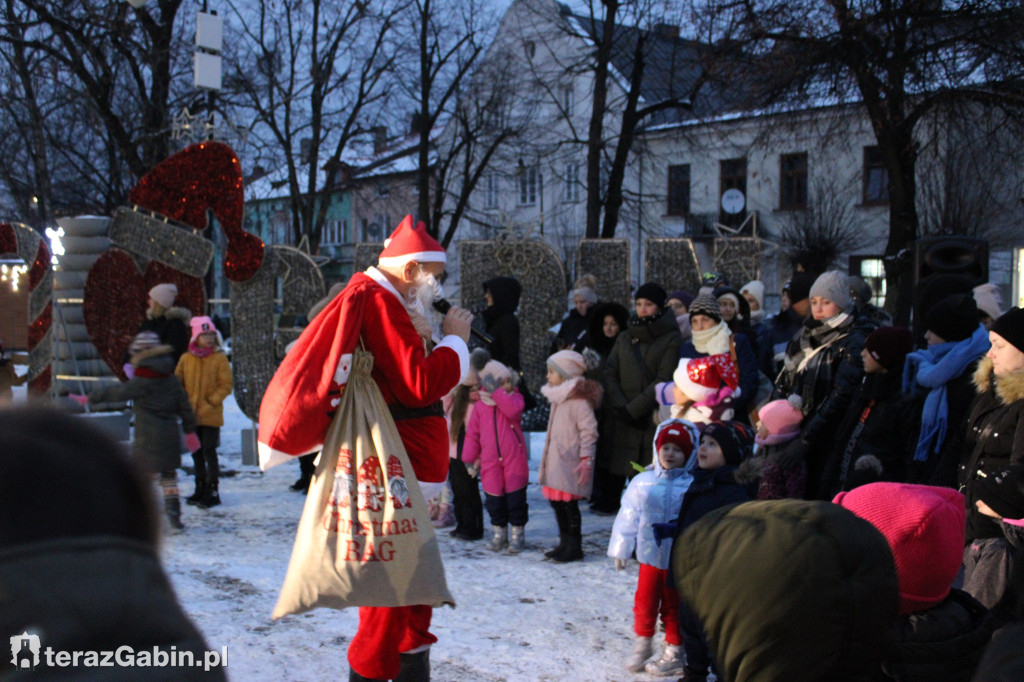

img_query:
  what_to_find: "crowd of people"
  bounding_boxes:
[8,229,1024,681]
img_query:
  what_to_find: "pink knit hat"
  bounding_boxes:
[755,396,803,446]
[189,315,223,346]
[833,482,965,615]
[547,350,587,379]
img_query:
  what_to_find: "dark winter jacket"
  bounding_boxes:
[772,313,868,497]
[673,499,899,682]
[603,311,681,476]
[90,345,196,473]
[673,460,759,535]
[584,301,629,471]
[552,306,594,353]
[817,371,922,499]
[482,276,522,370]
[958,357,1024,542]
[679,332,759,418]
[757,307,805,378]
[881,588,991,682]
[137,306,192,365]
[0,536,226,680]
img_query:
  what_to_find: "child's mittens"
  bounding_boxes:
[123,363,135,380]
[651,522,677,546]
[614,558,627,571]
[184,432,201,453]
[574,459,593,486]
[68,393,90,406]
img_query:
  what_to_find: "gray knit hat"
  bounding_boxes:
[688,293,722,323]
[810,271,852,311]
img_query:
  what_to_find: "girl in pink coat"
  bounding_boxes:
[462,359,529,554]
[539,350,602,562]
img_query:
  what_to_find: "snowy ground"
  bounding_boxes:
[149,394,679,682]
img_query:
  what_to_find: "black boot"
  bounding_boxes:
[165,497,185,532]
[187,451,207,505]
[186,481,206,505]
[552,501,583,562]
[395,649,430,682]
[545,501,569,559]
[197,482,221,509]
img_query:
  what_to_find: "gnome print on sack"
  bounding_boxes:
[323,449,358,532]
[387,455,413,509]
[83,142,265,379]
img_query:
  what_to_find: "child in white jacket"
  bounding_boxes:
[608,418,698,677]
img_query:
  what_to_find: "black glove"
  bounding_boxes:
[770,437,810,471]
[651,522,677,546]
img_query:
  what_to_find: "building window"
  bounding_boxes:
[562,86,574,117]
[863,146,889,205]
[667,164,690,216]
[779,152,808,210]
[719,157,747,222]
[565,164,581,203]
[518,166,538,206]
[485,173,499,209]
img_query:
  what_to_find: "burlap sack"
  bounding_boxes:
[272,348,455,618]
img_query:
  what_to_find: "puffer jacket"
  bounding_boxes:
[538,377,602,498]
[461,387,528,496]
[137,306,192,365]
[881,588,991,682]
[482,277,522,370]
[957,357,1024,542]
[607,420,697,569]
[0,536,226,681]
[90,345,196,473]
[174,349,233,427]
[673,499,898,682]
[603,311,682,476]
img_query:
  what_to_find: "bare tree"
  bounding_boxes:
[774,176,872,274]
[223,0,405,250]
[687,0,1024,323]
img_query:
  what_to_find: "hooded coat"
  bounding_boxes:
[482,277,522,371]
[461,386,528,496]
[957,356,1024,542]
[89,345,196,473]
[603,311,682,476]
[0,537,226,681]
[538,376,602,498]
[138,306,192,365]
[673,499,899,682]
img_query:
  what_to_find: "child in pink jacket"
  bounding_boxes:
[462,359,529,554]
[538,350,602,562]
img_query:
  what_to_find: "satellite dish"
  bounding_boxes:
[367,223,382,241]
[721,188,745,214]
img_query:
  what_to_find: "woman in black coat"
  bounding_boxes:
[482,276,521,371]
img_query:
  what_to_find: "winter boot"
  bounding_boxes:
[625,635,654,673]
[545,501,569,559]
[394,649,430,682]
[645,643,684,677]
[508,525,526,554]
[552,501,583,562]
[485,525,508,552]
[185,480,207,506]
[197,482,221,509]
[165,497,185,532]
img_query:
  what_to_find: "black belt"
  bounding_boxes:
[388,400,444,422]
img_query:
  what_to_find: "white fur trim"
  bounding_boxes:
[435,335,470,381]
[377,251,446,267]
[258,441,320,471]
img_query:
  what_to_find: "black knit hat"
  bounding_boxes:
[864,326,914,372]
[926,293,979,343]
[634,282,667,309]
[701,421,755,466]
[784,272,817,304]
[991,307,1024,355]
[975,464,1024,520]
[688,293,722,323]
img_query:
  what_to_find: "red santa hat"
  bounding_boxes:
[673,353,739,402]
[377,215,446,268]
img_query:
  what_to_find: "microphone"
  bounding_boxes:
[432,298,493,345]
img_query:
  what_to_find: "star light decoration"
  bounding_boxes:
[171,107,195,142]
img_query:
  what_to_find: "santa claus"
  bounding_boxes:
[258,216,471,681]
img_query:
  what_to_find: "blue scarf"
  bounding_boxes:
[902,324,990,462]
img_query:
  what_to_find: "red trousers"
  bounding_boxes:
[634,562,681,645]
[348,605,436,680]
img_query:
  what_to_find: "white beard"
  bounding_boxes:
[405,271,443,340]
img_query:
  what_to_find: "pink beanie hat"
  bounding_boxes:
[755,396,803,446]
[547,350,587,379]
[833,482,965,615]
[189,315,223,346]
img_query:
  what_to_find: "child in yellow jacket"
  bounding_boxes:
[175,316,233,509]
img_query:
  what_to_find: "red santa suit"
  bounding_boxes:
[258,216,468,681]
